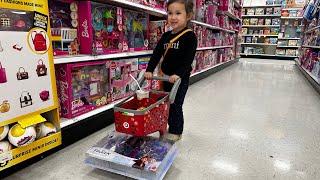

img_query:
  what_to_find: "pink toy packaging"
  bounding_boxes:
[55,60,112,118]
[149,20,166,49]
[107,60,135,101]
[123,9,150,51]
[78,1,124,55]
[49,0,79,56]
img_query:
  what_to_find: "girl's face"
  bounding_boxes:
[167,2,190,33]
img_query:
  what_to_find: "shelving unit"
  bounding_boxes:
[278,37,300,40]
[241,43,277,45]
[191,20,236,33]
[305,25,320,33]
[242,14,280,17]
[242,34,278,37]
[297,0,320,95]
[242,5,281,8]
[277,46,300,48]
[241,3,303,60]
[242,25,280,27]
[280,16,303,19]
[302,45,320,49]
[240,53,298,58]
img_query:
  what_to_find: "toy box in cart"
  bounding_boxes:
[85,76,181,179]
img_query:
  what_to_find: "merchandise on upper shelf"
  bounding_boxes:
[128,0,167,11]
[78,1,149,55]
[149,20,167,49]
[195,0,219,26]
[49,0,79,56]
[193,24,235,47]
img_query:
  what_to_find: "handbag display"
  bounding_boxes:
[0,61,7,83]
[20,91,33,108]
[36,59,47,77]
[17,67,29,80]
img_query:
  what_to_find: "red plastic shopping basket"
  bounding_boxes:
[114,76,181,137]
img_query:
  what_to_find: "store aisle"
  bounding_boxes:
[5,58,320,180]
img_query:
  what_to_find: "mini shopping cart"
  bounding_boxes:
[114,76,181,137]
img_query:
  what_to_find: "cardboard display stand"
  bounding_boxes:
[0,0,61,171]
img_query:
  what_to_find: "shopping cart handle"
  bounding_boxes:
[139,75,181,104]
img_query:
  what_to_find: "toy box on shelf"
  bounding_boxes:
[55,60,111,118]
[149,20,167,49]
[78,1,149,55]
[195,0,219,26]
[123,9,149,51]
[299,48,320,79]
[55,59,139,119]
[49,0,79,56]
[0,0,61,171]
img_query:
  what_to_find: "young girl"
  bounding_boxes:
[145,0,197,141]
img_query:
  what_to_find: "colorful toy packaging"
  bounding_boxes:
[149,20,166,49]
[107,59,137,101]
[123,9,149,51]
[55,58,140,118]
[78,1,149,55]
[55,61,111,118]
[49,0,79,56]
[78,1,124,55]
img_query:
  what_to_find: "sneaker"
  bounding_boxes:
[164,133,182,142]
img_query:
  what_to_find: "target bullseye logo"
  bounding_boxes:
[123,122,129,129]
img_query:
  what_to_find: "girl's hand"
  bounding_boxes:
[144,72,153,80]
[169,74,180,83]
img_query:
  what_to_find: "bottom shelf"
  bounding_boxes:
[295,59,320,94]
[240,53,298,58]
[190,59,238,85]
[0,132,62,171]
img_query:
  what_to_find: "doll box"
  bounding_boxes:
[78,1,149,55]
[55,60,112,118]
[49,0,79,56]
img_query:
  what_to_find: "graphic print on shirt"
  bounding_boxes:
[163,41,180,50]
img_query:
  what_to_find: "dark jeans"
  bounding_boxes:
[163,75,190,135]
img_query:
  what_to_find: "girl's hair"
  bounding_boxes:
[167,0,194,16]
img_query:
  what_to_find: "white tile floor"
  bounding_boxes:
[4,58,320,180]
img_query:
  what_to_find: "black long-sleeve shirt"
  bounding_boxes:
[146,27,197,78]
